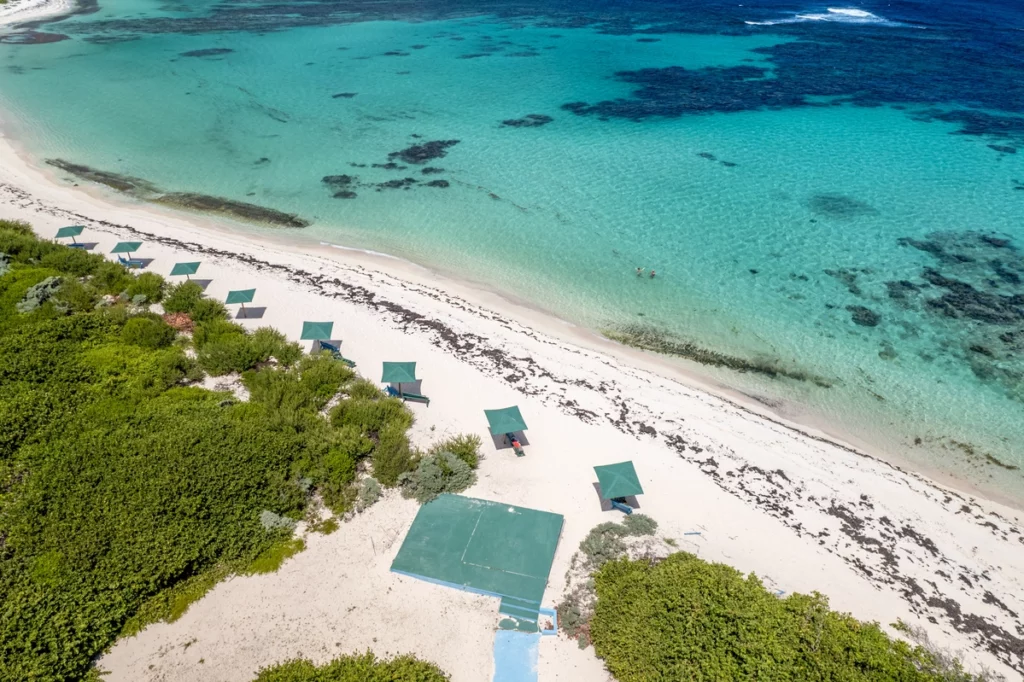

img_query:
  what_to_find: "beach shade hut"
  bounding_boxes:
[55,225,85,248]
[593,461,644,515]
[110,241,144,268]
[484,406,528,457]
[225,288,256,317]
[301,320,356,367]
[169,261,201,280]
[382,361,429,405]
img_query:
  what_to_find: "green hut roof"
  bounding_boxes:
[225,288,256,304]
[594,461,644,500]
[55,225,84,239]
[382,362,417,384]
[300,321,334,340]
[170,261,201,276]
[110,241,142,254]
[484,406,527,435]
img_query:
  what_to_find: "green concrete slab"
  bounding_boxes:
[391,495,563,604]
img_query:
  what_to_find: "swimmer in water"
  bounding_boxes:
[649,270,656,278]
[636,267,645,276]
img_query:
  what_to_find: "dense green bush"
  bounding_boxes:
[125,271,165,302]
[427,433,482,469]
[372,422,417,487]
[191,296,229,323]
[121,315,177,349]
[0,229,421,680]
[162,280,204,314]
[252,652,448,681]
[193,318,246,348]
[399,451,476,504]
[590,553,983,682]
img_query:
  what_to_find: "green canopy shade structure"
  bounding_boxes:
[382,362,417,384]
[382,361,429,405]
[55,225,84,240]
[484,406,528,436]
[225,288,256,305]
[110,241,142,255]
[170,261,201,277]
[594,461,644,501]
[300,321,334,340]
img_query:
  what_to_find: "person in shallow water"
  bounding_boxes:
[636,267,645,276]
[650,270,656,278]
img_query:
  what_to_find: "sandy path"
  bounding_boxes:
[0,130,1021,679]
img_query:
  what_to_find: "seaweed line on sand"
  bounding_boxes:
[1,180,1021,673]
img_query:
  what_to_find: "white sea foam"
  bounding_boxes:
[746,7,902,27]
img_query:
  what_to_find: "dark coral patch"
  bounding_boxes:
[388,140,459,164]
[501,114,553,128]
[332,92,357,99]
[425,180,450,188]
[807,193,878,219]
[847,305,881,327]
[180,48,233,57]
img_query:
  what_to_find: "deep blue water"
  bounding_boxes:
[1,0,1023,499]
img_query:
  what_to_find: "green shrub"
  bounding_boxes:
[162,280,204,314]
[197,335,262,376]
[39,246,103,277]
[399,451,476,504]
[121,316,177,349]
[347,377,384,400]
[52,277,99,313]
[356,477,382,511]
[91,260,132,294]
[427,433,482,469]
[372,422,416,487]
[193,318,245,348]
[125,271,165,303]
[590,553,984,682]
[250,326,302,365]
[192,296,228,323]
[252,652,449,681]
[331,396,413,435]
[579,523,628,569]
[622,513,658,537]
[16,275,62,313]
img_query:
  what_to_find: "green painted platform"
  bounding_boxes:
[391,495,563,604]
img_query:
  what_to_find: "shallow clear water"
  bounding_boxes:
[1,0,1023,499]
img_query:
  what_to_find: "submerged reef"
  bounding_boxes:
[154,193,310,227]
[387,140,459,164]
[889,231,1024,402]
[180,48,233,57]
[603,323,832,388]
[48,158,310,227]
[501,114,553,128]
[807,194,879,220]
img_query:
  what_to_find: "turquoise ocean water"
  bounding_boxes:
[1,0,1022,500]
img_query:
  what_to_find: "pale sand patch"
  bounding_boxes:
[0,124,1020,679]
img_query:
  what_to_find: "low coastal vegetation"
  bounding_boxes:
[252,652,448,681]
[0,221,469,680]
[559,517,990,682]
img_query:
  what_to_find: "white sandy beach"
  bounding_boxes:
[0,117,1022,681]
[0,0,72,27]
